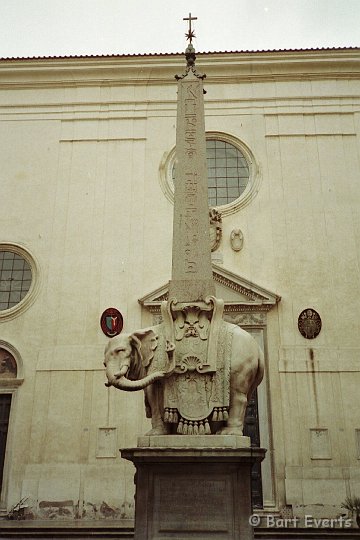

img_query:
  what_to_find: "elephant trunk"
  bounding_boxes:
[105,370,165,392]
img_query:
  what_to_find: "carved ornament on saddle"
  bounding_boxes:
[161,296,224,375]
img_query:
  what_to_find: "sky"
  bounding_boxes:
[0,0,359,59]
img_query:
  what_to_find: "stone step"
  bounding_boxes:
[0,521,134,539]
[0,533,133,539]
[255,528,360,539]
[0,525,359,539]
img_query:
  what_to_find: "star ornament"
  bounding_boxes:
[185,29,196,42]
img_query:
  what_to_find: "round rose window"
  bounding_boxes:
[0,251,32,311]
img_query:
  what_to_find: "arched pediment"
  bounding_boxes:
[138,264,280,321]
[0,341,24,387]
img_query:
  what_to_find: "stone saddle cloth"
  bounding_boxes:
[163,321,232,423]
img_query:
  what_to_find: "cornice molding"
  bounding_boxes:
[0,49,359,88]
[1,96,359,119]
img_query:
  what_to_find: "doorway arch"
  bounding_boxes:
[0,341,24,511]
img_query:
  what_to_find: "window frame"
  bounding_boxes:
[0,244,39,321]
[159,131,261,217]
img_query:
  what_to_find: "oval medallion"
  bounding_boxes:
[298,308,322,339]
[230,228,244,252]
[100,308,123,338]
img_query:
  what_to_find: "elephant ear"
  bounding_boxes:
[131,329,159,370]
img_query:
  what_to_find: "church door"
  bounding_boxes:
[244,390,263,508]
[0,394,11,493]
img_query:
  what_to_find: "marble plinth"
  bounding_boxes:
[121,436,266,540]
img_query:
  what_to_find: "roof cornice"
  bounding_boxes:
[0,48,359,88]
[1,46,359,62]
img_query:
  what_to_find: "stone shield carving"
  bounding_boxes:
[230,229,244,252]
[209,208,222,252]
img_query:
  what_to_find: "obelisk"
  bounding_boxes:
[120,17,265,539]
[168,16,215,302]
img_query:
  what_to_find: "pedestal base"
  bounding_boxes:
[121,436,266,540]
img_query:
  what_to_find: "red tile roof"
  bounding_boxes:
[0,47,359,62]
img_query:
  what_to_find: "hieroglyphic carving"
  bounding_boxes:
[184,172,199,274]
[183,84,200,274]
[169,67,215,302]
[184,84,198,159]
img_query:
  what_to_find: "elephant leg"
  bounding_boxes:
[216,391,247,435]
[144,382,170,436]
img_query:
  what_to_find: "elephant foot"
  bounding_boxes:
[216,426,244,436]
[145,426,170,436]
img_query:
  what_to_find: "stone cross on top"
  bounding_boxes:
[183,13,197,43]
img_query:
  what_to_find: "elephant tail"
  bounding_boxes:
[247,346,265,400]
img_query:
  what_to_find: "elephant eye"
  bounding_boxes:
[115,347,126,353]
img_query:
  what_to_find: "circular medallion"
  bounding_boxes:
[298,308,322,339]
[100,308,123,338]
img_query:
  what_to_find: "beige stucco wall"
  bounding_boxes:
[0,49,359,519]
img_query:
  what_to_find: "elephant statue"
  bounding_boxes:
[104,320,264,436]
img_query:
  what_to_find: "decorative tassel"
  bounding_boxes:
[218,410,224,421]
[205,420,211,435]
[183,420,188,435]
[193,422,199,435]
[223,409,229,421]
[164,408,170,422]
[177,419,184,434]
[199,422,205,435]
[169,411,173,423]
[173,411,178,424]
[188,421,193,435]
[212,409,218,421]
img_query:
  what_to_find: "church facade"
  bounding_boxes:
[0,47,359,521]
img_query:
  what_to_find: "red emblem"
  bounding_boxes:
[100,308,123,338]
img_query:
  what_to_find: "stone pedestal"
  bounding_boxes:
[121,436,266,540]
